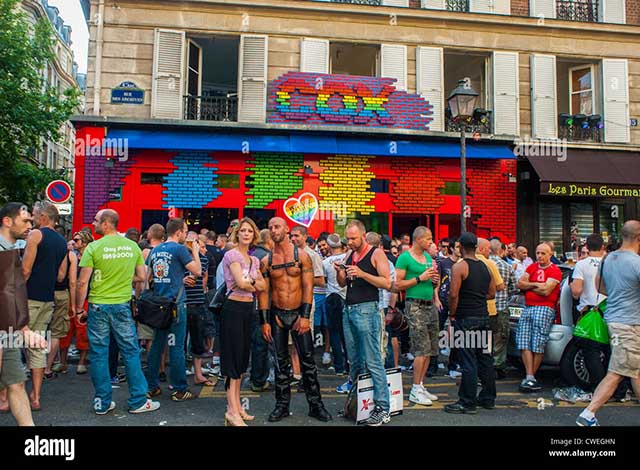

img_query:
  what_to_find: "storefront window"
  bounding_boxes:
[539,202,564,255]
[569,202,594,249]
[334,212,389,237]
[599,203,624,247]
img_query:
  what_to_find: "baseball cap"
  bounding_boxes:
[459,232,478,249]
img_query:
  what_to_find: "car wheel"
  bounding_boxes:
[559,339,605,390]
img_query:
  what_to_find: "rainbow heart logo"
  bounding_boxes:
[283,192,318,228]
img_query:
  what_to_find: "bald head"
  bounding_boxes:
[268,217,290,244]
[97,209,119,227]
[535,243,552,266]
[516,246,528,261]
[477,238,490,257]
[621,220,640,243]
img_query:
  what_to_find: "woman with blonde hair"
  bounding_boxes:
[220,217,266,426]
[56,230,94,374]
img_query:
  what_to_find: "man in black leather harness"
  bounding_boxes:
[258,217,332,422]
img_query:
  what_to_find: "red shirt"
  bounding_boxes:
[524,263,562,309]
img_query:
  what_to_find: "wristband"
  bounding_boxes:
[259,309,270,325]
[300,303,312,320]
[415,277,421,286]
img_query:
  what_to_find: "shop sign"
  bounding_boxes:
[541,182,640,198]
[111,81,144,105]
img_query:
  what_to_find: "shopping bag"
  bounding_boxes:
[573,300,609,345]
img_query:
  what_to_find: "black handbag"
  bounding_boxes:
[208,283,229,316]
[136,279,184,330]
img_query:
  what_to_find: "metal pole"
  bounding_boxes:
[460,125,466,234]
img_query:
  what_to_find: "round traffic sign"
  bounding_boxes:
[46,180,72,204]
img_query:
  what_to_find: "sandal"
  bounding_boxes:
[171,390,196,401]
[240,410,255,421]
[30,400,41,412]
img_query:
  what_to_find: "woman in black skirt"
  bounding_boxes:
[220,217,266,426]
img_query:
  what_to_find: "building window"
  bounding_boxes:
[218,174,240,189]
[369,179,389,193]
[569,65,594,115]
[141,173,167,185]
[330,43,379,77]
[599,203,623,246]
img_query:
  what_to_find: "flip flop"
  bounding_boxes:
[30,400,41,412]
[194,379,217,387]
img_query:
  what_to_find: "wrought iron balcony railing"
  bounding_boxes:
[446,0,470,12]
[183,95,238,122]
[556,0,599,22]
[330,0,382,5]
[445,108,493,135]
[558,113,604,142]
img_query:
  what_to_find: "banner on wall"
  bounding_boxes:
[283,192,318,227]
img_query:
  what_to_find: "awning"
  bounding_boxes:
[105,129,514,160]
[529,150,640,198]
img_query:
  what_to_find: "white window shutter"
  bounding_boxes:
[382,0,409,6]
[416,46,444,132]
[530,0,556,20]
[493,51,519,136]
[238,35,268,123]
[602,0,626,24]
[603,59,630,143]
[470,0,495,14]
[421,0,445,9]
[381,44,407,92]
[151,29,185,119]
[530,54,557,140]
[300,39,329,74]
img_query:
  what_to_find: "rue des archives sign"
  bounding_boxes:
[111,81,144,105]
[541,182,640,198]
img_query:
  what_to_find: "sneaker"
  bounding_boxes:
[95,401,116,415]
[363,405,391,426]
[250,382,271,393]
[321,352,332,365]
[336,380,353,394]
[129,399,160,414]
[576,415,599,427]
[519,379,542,393]
[186,367,194,376]
[403,353,415,361]
[448,370,462,379]
[438,363,446,370]
[171,389,196,401]
[409,388,433,406]
[211,365,221,376]
[147,387,162,398]
[76,365,88,375]
[51,363,68,373]
[420,386,439,401]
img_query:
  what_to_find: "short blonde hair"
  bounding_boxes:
[73,231,94,245]
[229,217,260,247]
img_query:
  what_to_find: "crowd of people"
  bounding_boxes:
[0,199,638,427]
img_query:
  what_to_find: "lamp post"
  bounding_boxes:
[447,79,479,234]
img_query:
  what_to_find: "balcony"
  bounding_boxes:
[446,0,469,12]
[330,0,382,4]
[183,95,238,122]
[558,114,604,142]
[445,108,492,134]
[556,0,599,22]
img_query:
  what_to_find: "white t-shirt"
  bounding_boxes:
[573,256,606,312]
[379,260,396,309]
[323,253,347,299]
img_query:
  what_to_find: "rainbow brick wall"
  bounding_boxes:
[268,72,433,130]
[245,153,304,208]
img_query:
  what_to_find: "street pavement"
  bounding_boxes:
[1,352,638,427]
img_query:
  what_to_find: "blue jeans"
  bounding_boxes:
[147,303,188,392]
[87,303,148,412]
[250,309,270,387]
[343,301,389,412]
[326,293,347,374]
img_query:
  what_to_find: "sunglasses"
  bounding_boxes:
[73,238,81,243]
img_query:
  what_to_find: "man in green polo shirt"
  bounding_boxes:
[395,226,442,406]
[76,209,160,415]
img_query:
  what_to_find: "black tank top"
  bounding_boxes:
[346,247,380,306]
[456,258,491,319]
[27,227,68,302]
[55,253,70,291]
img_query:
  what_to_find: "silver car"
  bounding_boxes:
[507,266,603,389]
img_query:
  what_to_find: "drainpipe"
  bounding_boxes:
[92,0,105,115]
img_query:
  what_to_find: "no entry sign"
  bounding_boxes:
[46,180,72,204]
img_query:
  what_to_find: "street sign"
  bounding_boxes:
[464,205,471,218]
[46,180,72,204]
[53,203,72,215]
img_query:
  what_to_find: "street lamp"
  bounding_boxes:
[447,79,479,234]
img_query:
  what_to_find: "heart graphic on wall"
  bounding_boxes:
[283,192,318,228]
